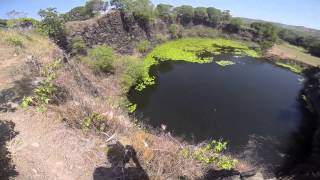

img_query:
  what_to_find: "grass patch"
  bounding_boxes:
[275,62,302,73]
[136,40,150,53]
[136,38,260,91]
[215,60,235,67]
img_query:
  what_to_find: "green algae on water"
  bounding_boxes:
[215,60,235,67]
[137,38,260,91]
[275,62,302,73]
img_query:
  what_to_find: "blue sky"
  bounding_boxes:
[1,0,319,29]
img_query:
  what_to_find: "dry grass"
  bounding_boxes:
[50,56,212,179]
[268,42,320,67]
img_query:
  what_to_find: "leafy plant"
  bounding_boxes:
[87,45,115,72]
[192,140,238,170]
[21,60,61,112]
[82,112,106,131]
[120,56,144,93]
[71,36,86,55]
[169,24,182,39]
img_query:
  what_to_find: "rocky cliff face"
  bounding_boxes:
[65,10,150,54]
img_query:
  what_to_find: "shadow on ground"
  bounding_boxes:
[93,141,149,180]
[0,77,34,112]
[0,120,19,179]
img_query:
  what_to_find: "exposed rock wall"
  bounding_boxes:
[65,10,149,54]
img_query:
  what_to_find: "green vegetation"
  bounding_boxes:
[87,45,115,72]
[5,37,24,48]
[155,4,175,23]
[181,140,238,170]
[225,18,243,33]
[136,40,150,53]
[21,60,61,112]
[63,0,107,21]
[278,28,320,57]
[215,60,235,67]
[137,38,259,91]
[71,36,86,55]
[82,112,106,132]
[111,0,155,29]
[38,8,66,46]
[168,24,182,39]
[251,22,278,50]
[275,62,302,73]
[120,56,144,93]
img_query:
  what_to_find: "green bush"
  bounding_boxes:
[191,140,238,170]
[136,40,150,53]
[82,112,106,132]
[71,36,86,55]
[120,56,144,93]
[169,24,182,39]
[88,45,115,72]
[5,37,23,48]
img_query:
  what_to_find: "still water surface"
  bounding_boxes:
[130,54,307,171]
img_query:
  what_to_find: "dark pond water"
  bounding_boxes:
[129,54,310,173]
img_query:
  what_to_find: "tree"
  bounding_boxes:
[38,8,66,47]
[310,43,320,57]
[225,17,242,33]
[174,5,194,26]
[206,7,221,27]
[111,0,154,29]
[193,7,208,25]
[221,10,231,22]
[156,4,174,23]
[251,22,278,50]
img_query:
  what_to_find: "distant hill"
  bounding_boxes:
[241,17,320,37]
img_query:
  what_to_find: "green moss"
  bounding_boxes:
[137,38,260,90]
[275,62,302,73]
[215,60,235,67]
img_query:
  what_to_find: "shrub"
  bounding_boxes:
[5,37,23,48]
[136,40,150,53]
[21,59,61,112]
[87,45,115,72]
[191,140,238,170]
[310,43,320,57]
[120,56,144,93]
[169,24,182,39]
[71,36,86,55]
[38,8,66,47]
[82,112,106,131]
[225,17,242,33]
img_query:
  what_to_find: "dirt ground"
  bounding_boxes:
[0,31,109,180]
[268,43,320,67]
